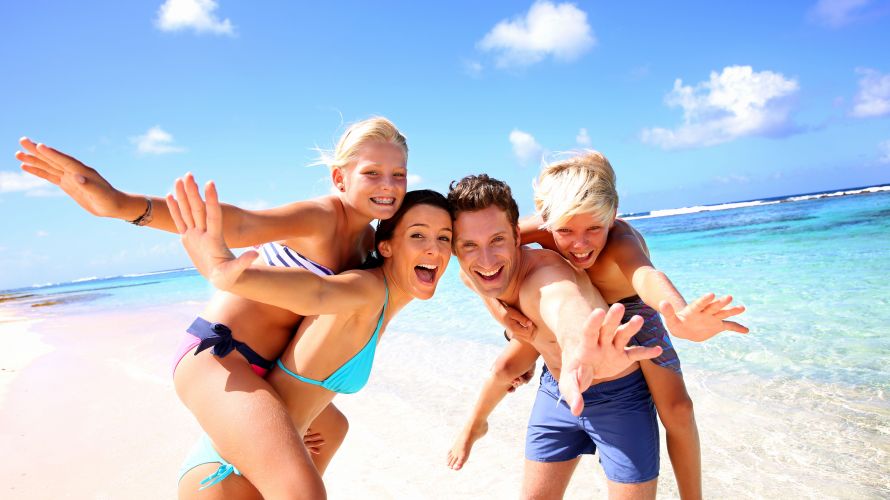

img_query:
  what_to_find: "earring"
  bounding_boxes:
[337,183,345,192]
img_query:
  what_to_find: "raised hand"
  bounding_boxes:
[659,293,748,342]
[558,304,662,416]
[16,137,127,217]
[166,176,257,291]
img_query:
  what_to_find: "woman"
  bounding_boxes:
[170,185,453,498]
[16,117,408,498]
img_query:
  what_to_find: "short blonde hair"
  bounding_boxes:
[534,150,618,230]
[315,116,408,171]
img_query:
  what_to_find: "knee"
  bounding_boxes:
[491,357,532,385]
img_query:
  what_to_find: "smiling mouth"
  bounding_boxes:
[570,251,593,261]
[371,197,395,206]
[414,264,438,284]
[475,266,503,282]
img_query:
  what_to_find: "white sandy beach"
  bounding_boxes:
[1,300,887,499]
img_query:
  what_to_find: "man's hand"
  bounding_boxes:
[558,304,662,416]
[660,293,748,342]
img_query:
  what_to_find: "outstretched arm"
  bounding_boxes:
[522,260,661,416]
[447,340,540,471]
[167,177,375,316]
[16,138,331,248]
[610,225,748,342]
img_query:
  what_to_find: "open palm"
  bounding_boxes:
[166,176,257,291]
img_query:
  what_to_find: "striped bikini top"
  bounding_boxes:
[258,242,335,276]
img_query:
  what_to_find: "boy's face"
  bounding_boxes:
[549,212,613,270]
[453,205,521,299]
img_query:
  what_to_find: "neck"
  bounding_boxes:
[495,247,526,306]
[337,194,375,236]
[379,261,414,316]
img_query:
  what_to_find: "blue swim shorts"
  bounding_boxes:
[525,366,659,484]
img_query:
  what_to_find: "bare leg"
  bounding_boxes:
[521,458,580,500]
[305,403,349,475]
[175,351,326,499]
[447,419,489,470]
[639,360,701,500]
[606,478,658,500]
[179,464,263,500]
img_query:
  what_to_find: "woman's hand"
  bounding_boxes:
[166,176,257,291]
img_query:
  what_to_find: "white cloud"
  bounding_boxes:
[714,174,751,184]
[131,126,186,155]
[641,65,800,149]
[510,129,544,165]
[238,199,271,210]
[478,1,596,68]
[464,60,484,78]
[36,230,49,237]
[407,174,423,187]
[808,0,871,27]
[156,0,234,36]
[879,139,890,164]
[0,171,46,193]
[851,68,890,118]
[576,128,592,147]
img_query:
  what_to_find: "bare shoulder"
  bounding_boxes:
[602,219,649,260]
[521,248,577,287]
[337,269,387,307]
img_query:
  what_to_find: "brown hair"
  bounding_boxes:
[447,174,519,227]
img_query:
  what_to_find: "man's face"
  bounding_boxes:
[453,205,520,299]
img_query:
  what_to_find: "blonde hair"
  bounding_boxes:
[534,150,618,230]
[315,116,408,171]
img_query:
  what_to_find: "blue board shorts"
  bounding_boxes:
[525,366,659,484]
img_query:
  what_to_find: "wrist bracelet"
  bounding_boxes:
[129,197,154,226]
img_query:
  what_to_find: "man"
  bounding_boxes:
[447,174,662,499]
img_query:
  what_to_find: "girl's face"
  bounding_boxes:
[549,212,613,270]
[378,204,453,300]
[334,141,407,221]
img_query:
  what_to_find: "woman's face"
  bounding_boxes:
[335,141,407,221]
[378,204,453,300]
[549,212,612,270]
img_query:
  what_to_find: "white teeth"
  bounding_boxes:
[417,264,437,270]
[371,197,395,205]
[572,251,592,259]
[477,268,500,277]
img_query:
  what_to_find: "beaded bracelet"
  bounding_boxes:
[129,197,154,226]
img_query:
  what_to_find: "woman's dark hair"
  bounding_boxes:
[361,189,451,269]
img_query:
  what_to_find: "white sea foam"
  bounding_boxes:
[624,200,781,220]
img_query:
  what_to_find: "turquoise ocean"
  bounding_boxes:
[2,185,889,497]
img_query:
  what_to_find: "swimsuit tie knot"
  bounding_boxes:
[194,322,239,358]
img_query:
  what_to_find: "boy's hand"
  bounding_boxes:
[507,365,535,393]
[659,293,748,342]
[504,303,536,342]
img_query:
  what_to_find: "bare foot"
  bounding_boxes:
[446,421,489,471]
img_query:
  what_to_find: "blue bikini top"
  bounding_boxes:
[276,276,388,395]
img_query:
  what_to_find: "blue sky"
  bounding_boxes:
[1,0,889,289]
